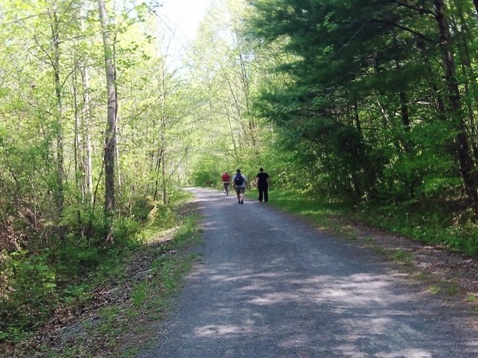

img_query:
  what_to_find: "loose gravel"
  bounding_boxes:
[137,188,478,358]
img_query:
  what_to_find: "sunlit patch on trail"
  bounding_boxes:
[194,324,253,336]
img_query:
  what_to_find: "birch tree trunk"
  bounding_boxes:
[98,0,117,240]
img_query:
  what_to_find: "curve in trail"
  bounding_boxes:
[138,188,478,358]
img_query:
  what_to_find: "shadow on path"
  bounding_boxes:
[138,188,478,358]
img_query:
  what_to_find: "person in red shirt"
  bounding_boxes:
[221,171,231,195]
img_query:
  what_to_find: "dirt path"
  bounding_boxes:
[136,188,478,357]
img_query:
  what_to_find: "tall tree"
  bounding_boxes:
[48,2,66,237]
[433,0,478,214]
[98,0,118,240]
[244,0,478,210]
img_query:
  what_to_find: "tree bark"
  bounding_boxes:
[49,4,65,238]
[79,5,93,203]
[98,0,117,240]
[81,67,94,203]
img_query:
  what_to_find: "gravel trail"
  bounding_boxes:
[138,188,478,357]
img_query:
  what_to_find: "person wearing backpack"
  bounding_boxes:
[255,167,270,202]
[232,168,248,204]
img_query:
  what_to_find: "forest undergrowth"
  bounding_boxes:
[0,191,201,357]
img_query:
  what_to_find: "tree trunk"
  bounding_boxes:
[98,0,118,241]
[49,5,65,238]
[72,72,81,198]
[81,67,94,203]
[452,1,478,164]
[234,29,257,147]
[160,113,168,205]
[353,99,361,132]
[153,148,162,201]
[79,6,93,203]
[434,0,478,215]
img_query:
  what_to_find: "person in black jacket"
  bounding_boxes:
[255,167,270,203]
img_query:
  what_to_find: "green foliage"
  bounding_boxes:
[54,237,103,278]
[0,192,197,349]
[146,203,175,229]
[129,195,157,223]
[355,201,478,257]
[0,250,57,343]
[62,283,90,304]
[59,204,107,242]
[191,167,219,187]
[263,189,352,224]
[112,217,141,247]
[374,120,458,202]
[131,282,148,307]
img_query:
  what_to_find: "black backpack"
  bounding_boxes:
[234,175,244,186]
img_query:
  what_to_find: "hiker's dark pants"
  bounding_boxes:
[258,186,268,202]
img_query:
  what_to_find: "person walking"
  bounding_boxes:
[221,171,231,195]
[232,169,248,204]
[255,167,270,203]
